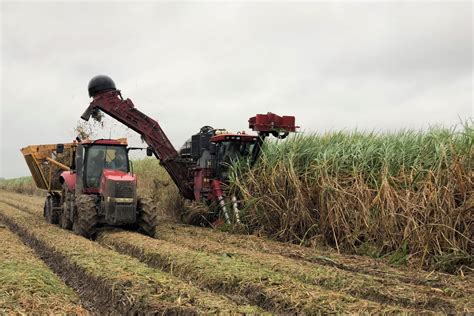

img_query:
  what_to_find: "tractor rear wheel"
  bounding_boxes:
[73,195,98,239]
[137,197,158,237]
[60,190,73,230]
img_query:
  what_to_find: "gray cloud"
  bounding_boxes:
[1,1,472,178]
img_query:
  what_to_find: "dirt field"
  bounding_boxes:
[0,190,472,313]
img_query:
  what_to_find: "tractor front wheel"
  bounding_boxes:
[73,195,98,239]
[137,197,158,237]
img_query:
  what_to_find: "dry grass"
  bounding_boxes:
[0,202,260,314]
[230,123,474,272]
[0,177,43,196]
[133,158,184,220]
[0,223,87,314]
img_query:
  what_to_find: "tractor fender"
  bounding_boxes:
[59,171,76,192]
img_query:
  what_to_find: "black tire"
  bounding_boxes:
[44,196,53,223]
[60,189,73,230]
[137,197,158,237]
[50,194,61,224]
[73,195,98,239]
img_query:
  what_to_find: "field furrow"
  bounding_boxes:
[0,222,87,314]
[3,191,466,291]
[0,194,401,313]
[155,227,471,312]
[0,202,261,314]
[157,223,474,293]
[1,190,472,313]
[98,230,403,313]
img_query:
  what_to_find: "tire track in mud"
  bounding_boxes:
[1,191,472,313]
[0,202,261,314]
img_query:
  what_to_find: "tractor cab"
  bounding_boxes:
[83,142,129,188]
[76,139,131,193]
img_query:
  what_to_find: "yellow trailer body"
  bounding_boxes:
[21,143,76,192]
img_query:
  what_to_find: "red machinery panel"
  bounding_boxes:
[248,112,297,133]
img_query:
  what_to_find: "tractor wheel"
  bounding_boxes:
[44,196,60,224]
[73,195,98,239]
[59,190,73,230]
[137,197,158,237]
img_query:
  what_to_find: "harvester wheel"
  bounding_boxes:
[73,194,98,239]
[137,197,158,237]
[60,190,73,230]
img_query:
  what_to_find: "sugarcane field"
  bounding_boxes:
[1,2,473,314]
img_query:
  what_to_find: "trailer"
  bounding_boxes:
[21,143,76,192]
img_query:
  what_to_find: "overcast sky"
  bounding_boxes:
[0,1,472,179]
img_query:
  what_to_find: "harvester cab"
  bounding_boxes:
[179,127,258,179]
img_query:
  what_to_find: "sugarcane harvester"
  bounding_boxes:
[82,75,297,224]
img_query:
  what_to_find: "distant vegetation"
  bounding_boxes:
[0,176,40,196]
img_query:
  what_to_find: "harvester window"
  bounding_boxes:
[217,141,255,180]
[220,141,255,163]
[85,145,128,188]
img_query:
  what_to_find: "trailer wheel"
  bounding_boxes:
[137,197,158,237]
[73,194,98,239]
[44,196,53,223]
[44,195,60,224]
[60,190,73,230]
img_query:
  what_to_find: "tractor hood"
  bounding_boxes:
[102,169,136,182]
[100,169,137,197]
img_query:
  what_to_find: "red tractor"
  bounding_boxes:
[81,75,297,224]
[58,138,157,236]
[21,138,157,238]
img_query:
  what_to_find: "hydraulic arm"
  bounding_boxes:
[81,89,194,199]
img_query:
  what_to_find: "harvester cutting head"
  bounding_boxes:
[88,75,116,97]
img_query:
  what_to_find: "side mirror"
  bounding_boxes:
[146,147,153,157]
[56,144,64,153]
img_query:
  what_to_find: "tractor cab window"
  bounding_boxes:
[85,145,128,188]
